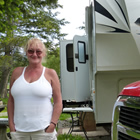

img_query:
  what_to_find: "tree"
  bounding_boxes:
[0,0,68,98]
[0,36,29,98]
[43,47,60,76]
[0,0,60,34]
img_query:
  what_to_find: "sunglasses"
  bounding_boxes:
[27,50,42,55]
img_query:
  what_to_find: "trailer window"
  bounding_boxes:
[66,44,74,72]
[78,41,86,63]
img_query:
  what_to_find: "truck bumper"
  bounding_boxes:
[112,96,140,140]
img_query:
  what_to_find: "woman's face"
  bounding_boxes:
[26,42,45,65]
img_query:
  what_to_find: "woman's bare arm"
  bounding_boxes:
[45,69,62,132]
[7,67,23,132]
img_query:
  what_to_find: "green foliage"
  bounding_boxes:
[58,134,85,140]
[0,0,68,44]
[0,0,4,6]
[43,47,60,76]
[0,0,23,33]
[0,36,29,89]
[0,98,8,112]
[0,55,12,68]
[0,98,8,105]
[59,113,71,121]
[0,0,62,34]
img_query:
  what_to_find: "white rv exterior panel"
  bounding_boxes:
[96,33,140,71]
[95,71,140,123]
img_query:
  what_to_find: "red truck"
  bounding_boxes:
[112,81,140,139]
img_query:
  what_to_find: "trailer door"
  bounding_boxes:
[60,40,76,101]
[73,35,90,101]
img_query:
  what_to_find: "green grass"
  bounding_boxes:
[0,98,8,104]
[0,98,8,113]
[0,98,8,118]
[58,134,85,140]
[0,116,8,118]
[1,107,7,112]
[59,113,71,121]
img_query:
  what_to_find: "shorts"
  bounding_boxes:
[10,130,57,140]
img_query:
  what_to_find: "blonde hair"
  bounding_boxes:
[25,38,47,55]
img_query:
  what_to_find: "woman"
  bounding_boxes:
[7,38,62,140]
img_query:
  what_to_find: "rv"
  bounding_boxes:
[111,1,140,139]
[60,0,140,136]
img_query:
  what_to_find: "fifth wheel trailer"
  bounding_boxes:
[60,0,140,125]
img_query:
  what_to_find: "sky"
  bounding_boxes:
[57,0,89,40]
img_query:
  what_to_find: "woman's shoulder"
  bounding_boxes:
[44,67,60,87]
[45,67,55,73]
[13,67,24,74]
[10,67,25,85]
[44,67,58,79]
[12,67,25,79]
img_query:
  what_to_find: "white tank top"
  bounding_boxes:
[11,67,53,132]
